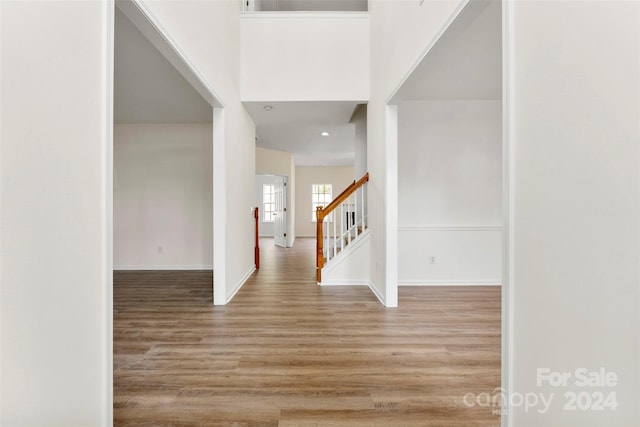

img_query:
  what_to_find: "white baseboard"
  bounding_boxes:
[319,280,369,286]
[400,280,501,286]
[368,281,386,306]
[398,225,503,231]
[226,266,256,303]
[114,265,213,271]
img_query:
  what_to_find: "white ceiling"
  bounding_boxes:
[114,8,212,123]
[258,0,367,12]
[244,101,359,166]
[393,0,501,101]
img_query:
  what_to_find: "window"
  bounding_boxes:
[312,184,332,221]
[263,184,275,222]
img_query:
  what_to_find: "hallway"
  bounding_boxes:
[114,238,501,426]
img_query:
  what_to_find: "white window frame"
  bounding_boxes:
[263,184,275,222]
[311,184,332,221]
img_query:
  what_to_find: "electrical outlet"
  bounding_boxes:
[429,256,436,264]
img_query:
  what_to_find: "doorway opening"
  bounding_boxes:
[256,174,289,248]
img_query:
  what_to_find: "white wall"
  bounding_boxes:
[114,123,213,269]
[370,0,466,97]
[352,105,367,179]
[368,0,468,305]
[398,100,501,284]
[295,166,355,237]
[508,2,640,425]
[256,147,296,246]
[1,1,112,425]
[240,13,369,101]
[140,0,257,304]
[399,227,500,284]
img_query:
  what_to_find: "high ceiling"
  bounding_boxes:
[113,0,499,166]
[114,7,357,167]
[244,101,358,166]
[393,0,501,101]
[114,8,212,123]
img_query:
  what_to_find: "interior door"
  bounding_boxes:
[273,177,287,247]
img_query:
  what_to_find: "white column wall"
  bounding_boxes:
[368,0,468,305]
[508,2,640,425]
[140,0,257,304]
[289,156,296,247]
[353,105,367,179]
[1,1,112,425]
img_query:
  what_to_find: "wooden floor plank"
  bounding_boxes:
[114,238,501,426]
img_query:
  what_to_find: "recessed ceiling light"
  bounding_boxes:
[321,131,330,136]
[263,105,273,111]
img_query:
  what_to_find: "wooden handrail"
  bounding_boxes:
[329,179,357,209]
[254,207,260,269]
[317,173,369,222]
[316,172,369,282]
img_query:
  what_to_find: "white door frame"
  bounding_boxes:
[213,107,226,305]
[273,176,287,247]
[256,173,291,246]
[501,1,515,425]
[384,105,399,308]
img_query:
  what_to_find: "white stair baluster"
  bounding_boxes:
[333,210,336,261]
[347,194,352,245]
[362,183,366,230]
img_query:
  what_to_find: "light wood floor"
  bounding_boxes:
[114,238,501,426]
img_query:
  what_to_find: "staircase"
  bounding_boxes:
[315,173,369,283]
